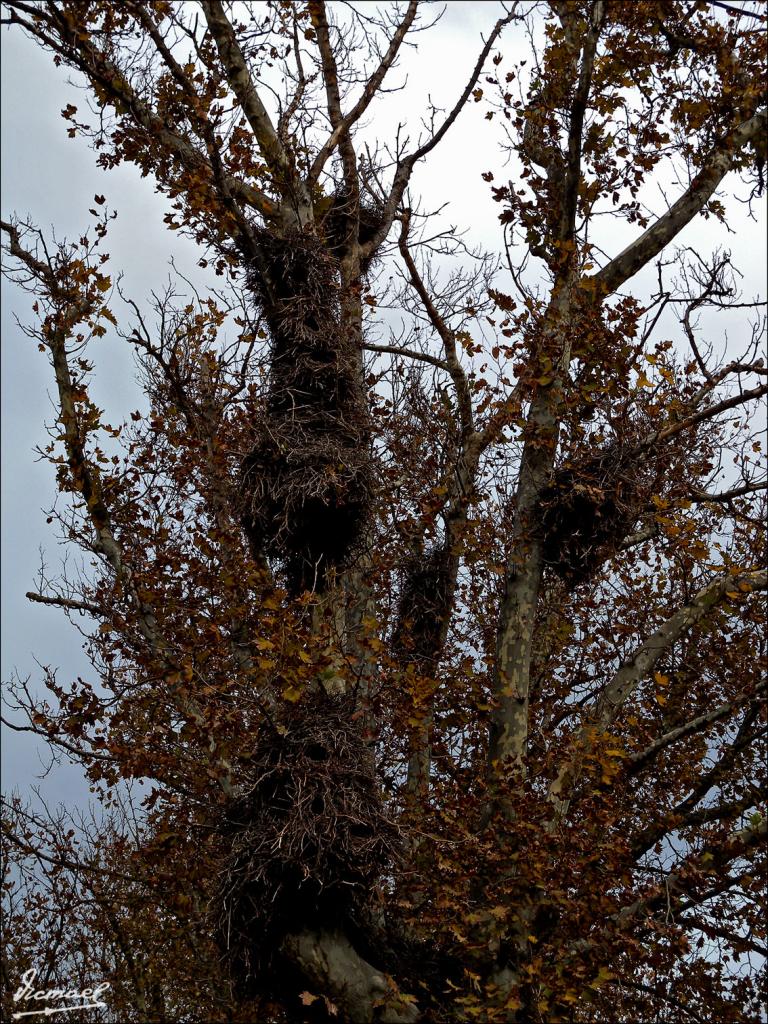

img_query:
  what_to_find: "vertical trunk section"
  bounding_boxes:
[489,278,575,786]
[242,229,372,599]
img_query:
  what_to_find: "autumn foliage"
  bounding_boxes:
[1,2,767,1022]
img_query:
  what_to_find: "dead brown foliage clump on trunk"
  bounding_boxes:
[392,544,455,664]
[242,229,372,595]
[537,441,656,586]
[212,693,400,993]
[321,191,384,272]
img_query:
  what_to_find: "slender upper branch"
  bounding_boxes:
[308,1,359,198]
[398,213,475,438]
[307,0,419,188]
[200,0,310,217]
[592,108,767,296]
[4,2,277,220]
[626,679,767,775]
[558,1,604,242]
[655,383,768,445]
[690,481,767,502]
[598,569,767,728]
[362,7,518,259]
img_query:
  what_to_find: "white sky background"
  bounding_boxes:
[1,1,765,807]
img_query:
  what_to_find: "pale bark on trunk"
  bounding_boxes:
[281,930,419,1023]
[489,277,576,779]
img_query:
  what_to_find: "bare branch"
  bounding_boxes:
[626,679,767,775]
[4,827,138,883]
[308,1,359,198]
[619,522,660,551]
[690,481,767,502]
[708,0,767,20]
[397,212,474,437]
[26,591,104,617]
[363,341,451,372]
[598,569,767,727]
[201,0,311,221]
[592,108,767,296]
[655,383,768,444]
[307,0,419,187]
[363,7,518,258]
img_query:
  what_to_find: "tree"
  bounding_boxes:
[1,1,766,1021]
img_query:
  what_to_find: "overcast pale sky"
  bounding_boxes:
[1,2,765,808]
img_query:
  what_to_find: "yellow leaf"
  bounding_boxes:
[654,672,669,686]
[655,692,667,706]
[283,686,302,703]
[588,967,616,990]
